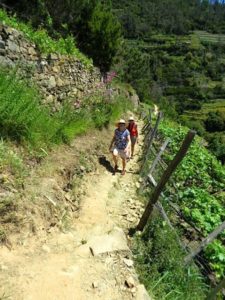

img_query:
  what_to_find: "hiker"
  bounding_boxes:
[127,116,138,158]
[109,119,131,175]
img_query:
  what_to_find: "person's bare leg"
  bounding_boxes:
[121,158,126,175]
[131,143,135,157]
[112,154,118,170]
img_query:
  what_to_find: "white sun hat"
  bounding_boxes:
[118,119,126,124]
[129,116,134,121]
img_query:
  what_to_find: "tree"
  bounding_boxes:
[82,1,121,72]
[205,111,225,132]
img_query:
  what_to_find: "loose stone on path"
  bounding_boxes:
[89,227,129,256]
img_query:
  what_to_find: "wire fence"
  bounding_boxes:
[137,109,225,298]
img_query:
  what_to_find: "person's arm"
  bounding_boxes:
[109,134,115,151]
[125,133,131,152]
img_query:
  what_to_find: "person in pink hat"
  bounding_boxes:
[109,119,130,175]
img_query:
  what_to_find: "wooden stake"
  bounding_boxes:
[142,111,163,172]
[184,221,225,265]
[148,138,170,175]
[137,130,196,231]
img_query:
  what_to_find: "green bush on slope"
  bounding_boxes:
[133,217,207,300]
[0,68,62,148]
[0,68,132,152]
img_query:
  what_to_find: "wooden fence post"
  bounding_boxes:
[142,111,163,172]
[207,277,225,300]
[142,110,152,133]
[184,221,225,265]
[136,130,196,232]
[140,139,169,193]
[148,138,170,175]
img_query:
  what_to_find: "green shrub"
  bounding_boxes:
[183,119,205,136]
[0,140,25,178]
[133,216,207,300]
[0,68,132,153]
[204,111,225,132]
[207,133,225,164]
[0,68,63,149]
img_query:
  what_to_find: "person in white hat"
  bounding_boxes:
[127,116,138,158]
[109,119,131,175]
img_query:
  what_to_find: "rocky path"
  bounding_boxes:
[0,122,150,300]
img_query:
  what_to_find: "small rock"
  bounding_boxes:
[28,47,36,56]
[46,94,54,103]
[123,258,134,267]
[125,276,135,288]
[121,285,127,291]
[3,27,13,35]
[7,40,20,52]
[89,227,129,256]
[48,76,56,89]
[42,245,51,253]
[135,182,141,189]
[56,77,64,87]
[80,166,86,172]
[92,282,98,289]
[52,66,60,73]
[0,40,5,49]
[49,53,58,60]
[138,178,143,183]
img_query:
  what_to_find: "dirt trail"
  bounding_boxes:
[0,122,148,300]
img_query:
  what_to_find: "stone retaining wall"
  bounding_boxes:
[0,24,101,110]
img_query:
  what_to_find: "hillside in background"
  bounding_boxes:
[111,0,225,163]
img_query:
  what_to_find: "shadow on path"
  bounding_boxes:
[98,155,114,174]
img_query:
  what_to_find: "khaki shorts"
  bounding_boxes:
[113,148,129,159]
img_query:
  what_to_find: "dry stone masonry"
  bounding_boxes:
[0,24,101,110]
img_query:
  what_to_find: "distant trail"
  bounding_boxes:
[0,120,150,300]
